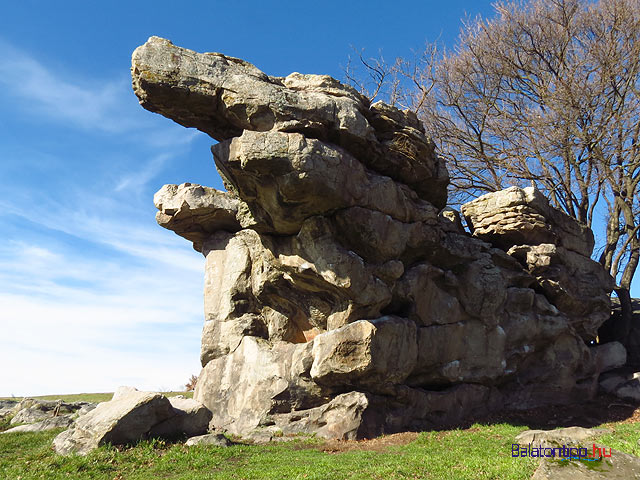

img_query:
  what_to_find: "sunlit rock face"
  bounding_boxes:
[133,36,618,440]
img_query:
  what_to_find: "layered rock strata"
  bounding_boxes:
[134,36,619,439]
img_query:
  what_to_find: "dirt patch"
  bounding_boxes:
[318,432,420,453]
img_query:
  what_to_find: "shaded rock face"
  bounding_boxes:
[600,298,640,364]
[133,36,617,439]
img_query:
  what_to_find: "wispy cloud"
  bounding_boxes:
[0,38,216,396]
[0,40,131,132]
[0,227,205,396]
[0,38,204,149]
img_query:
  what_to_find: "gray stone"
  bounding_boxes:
[461,186,595,256]
[592,342,627,373]
[532,447,640,479]
[10,399,92,425]
[600,298,640,364]
[195,336,327,437]
[149,397,212,439]
[211,130,439,234]
[515,426,611,449]
[154,183,241,251]
[2,415,73,433]
[507,243,614,340]
[185,433,231,447]
[132,37,449,208]
[133,38,620,440]
[53,389,173,455]
[310,316,417,391]
[613,380,640,402]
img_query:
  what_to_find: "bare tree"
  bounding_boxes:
[185,374,198,392]
[345,0,640,335]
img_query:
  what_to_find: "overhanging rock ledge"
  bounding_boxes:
[133,36,621,439]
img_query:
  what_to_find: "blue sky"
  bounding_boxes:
[0,1,524,396]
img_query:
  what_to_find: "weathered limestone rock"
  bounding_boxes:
[515,426,610,449]
[195,337,328,436]
[310,316,417,391]
[461,186,594,256]
[154,183,241,252]
[132,36,449,208]
[148,397,211,439]
[532,451,640,480]
[185,433,231,447]
[212,130,439,234]
[10,399,93,425]
[133,37,620,440]
[514,427,640,480]
[53,389,174,455]
[2,415,74,434]
[507,243,614,340]
[462,187,614,341]
[600,369,640,401]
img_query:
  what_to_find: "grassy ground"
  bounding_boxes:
[0,424,540,479]
[1,393,639,479]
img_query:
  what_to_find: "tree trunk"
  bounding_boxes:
[614,286,633,340]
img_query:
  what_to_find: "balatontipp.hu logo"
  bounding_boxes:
[512,443,612,461]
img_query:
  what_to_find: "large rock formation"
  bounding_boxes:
[133,36,620,440]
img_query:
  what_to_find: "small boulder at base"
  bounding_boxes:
[53,388,173,455]
[185,433,231,447]
[532,448,640,479]
[515,426,611,449]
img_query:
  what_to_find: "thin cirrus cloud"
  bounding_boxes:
[0,38,203,149]
[0,236,205,396]
[0,39,211,396]
[0,210,206,397]
[0,40,132,133]
[0,195,207,397]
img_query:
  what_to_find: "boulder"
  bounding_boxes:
[185,433,231,447]
[515,427,640,480]
[148,397,212,439]
[2,415,73,433]
[462,187,614,341]
[461,186,594,256]
[10,399,93,425]
[310,316,417,391]
[195,337,328,436]
[592,342,627,373]
[600,298,640,364]
[532,448,640,479]
[133,38,619,440]
[53,389,173,455]
[154,183,241,251]
[507,243,614,340]
[132,36,449,208]
[515,426,610,449]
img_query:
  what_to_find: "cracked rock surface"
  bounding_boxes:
[133,36,618,439]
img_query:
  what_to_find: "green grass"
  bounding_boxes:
[0,422,541,480]
[1,393,639,479]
